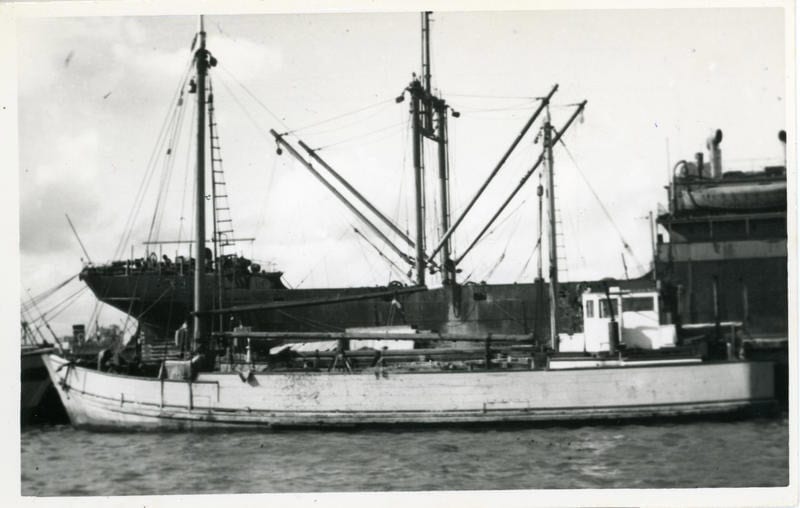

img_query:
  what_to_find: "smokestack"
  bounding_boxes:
[72,324,86,346]
[706,129,723,178]
[779,130,787,167]
[695,152,705,178]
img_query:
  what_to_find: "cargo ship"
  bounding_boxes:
[655,129,788,402]
[41,14,777,431]
[656,129,787,335]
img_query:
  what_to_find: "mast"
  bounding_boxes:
[543,106,559,351]
[537,173,544,281]
[411,82,426,286]
[193,16,208,343]
[428,84,558,263]
[435,98,453,284]
[534,170,545,344]
[423,11,454,285]
[421,11,434,132]
[408,11,455,286]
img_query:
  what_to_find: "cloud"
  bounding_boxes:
[206,33,283,82]
[20,129,104,257]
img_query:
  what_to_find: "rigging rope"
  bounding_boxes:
[112,56,194,261]
[353,227,414,284]
[87,57,193,339]
[479,198,527,282]
[286,97,394,135]
[218,63,292,132]
[36,286,88,324]
[295,227,351,288]
[177,98,198,246]
[147,81,190,244]
[392,110,411,235]
[254,152,279,240]
[21,273,79,313]
[557,138,647,275]
[516,237,541,281]
[215,76,273,142]
[448,93,539,100]
[451,100,539,115]
[312,121,406,151]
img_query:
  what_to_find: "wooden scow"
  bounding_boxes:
[41,353,775,429]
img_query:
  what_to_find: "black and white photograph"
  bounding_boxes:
[6,0,797,506]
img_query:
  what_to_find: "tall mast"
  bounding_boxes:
[435,98,453,284]
[534,170,545,343]
[537,172,544,281]
[409,11,454,286]
[411,82,426,286]
[424,12,455,285]
[543,106,559,351]
[421,12,433,131]
[193,15,208,343]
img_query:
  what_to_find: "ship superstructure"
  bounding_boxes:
[655,130,788,337]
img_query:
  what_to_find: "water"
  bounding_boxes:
[21,417,788,495]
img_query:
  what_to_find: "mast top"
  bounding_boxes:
[198,15,207,49]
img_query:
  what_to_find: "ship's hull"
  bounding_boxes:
[42,353,775,430]
[81,269,552,335]
[81,269,654,337]
[21,347,67,424]
[81,269,415,335]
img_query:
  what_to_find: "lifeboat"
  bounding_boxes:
[677,179,786,212]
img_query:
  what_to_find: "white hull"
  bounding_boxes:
[41,354,775,430]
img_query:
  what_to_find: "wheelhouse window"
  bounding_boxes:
[585,300,594,318]
[622,296,655,312]
[599,299,619,318]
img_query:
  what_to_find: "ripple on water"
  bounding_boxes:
[20,417,789,495]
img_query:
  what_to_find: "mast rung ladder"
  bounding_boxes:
[208,78,236,256]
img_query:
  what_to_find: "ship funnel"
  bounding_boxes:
[695,152,705,178]
[706,129,723,178]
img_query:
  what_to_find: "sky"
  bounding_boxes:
[8,3,791,337]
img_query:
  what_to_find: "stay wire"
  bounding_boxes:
[218,63,292,133]
[557,138,646,273]
[215,76,273,143]
[293,102,395,140]
[95,57,192,337]
[38,286,88,324]
[113,56,194,261]
[313,121,406,151]
[177,98,198,246]
[148,82,190,243]
[286,97,394,135]
[21,273,79,313]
